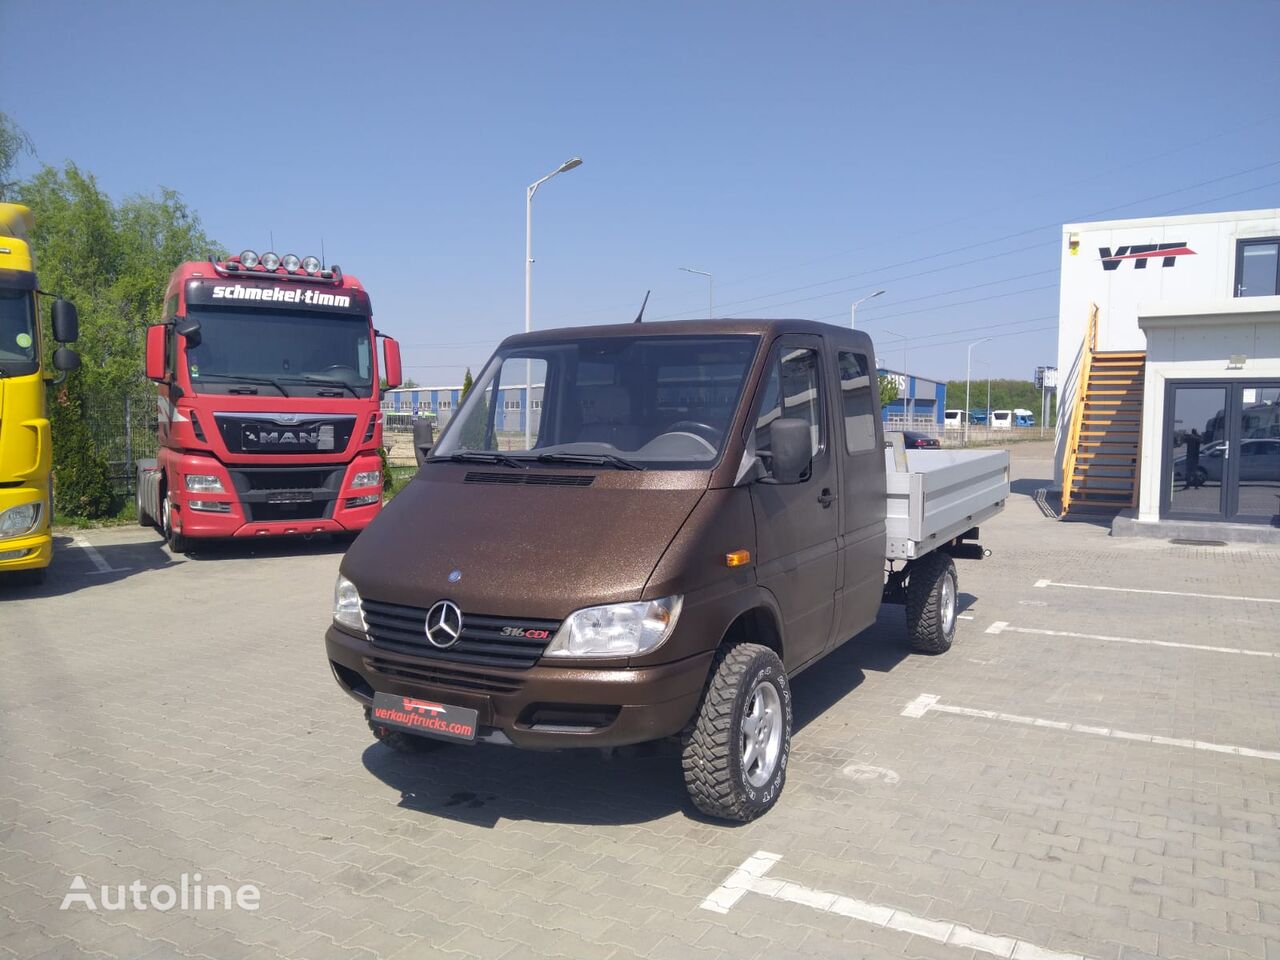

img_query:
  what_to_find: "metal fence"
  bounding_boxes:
[85,395,158,494]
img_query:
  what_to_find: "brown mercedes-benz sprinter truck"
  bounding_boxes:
[326,318,983,821]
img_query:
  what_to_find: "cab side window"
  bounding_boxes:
[837,350,877,453]
[753,346,824,467]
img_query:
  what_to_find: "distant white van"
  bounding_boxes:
[944,409,967,429]
[990,409,1013,430]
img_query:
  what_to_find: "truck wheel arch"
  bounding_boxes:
[718,604,784,664]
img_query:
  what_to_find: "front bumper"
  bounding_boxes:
[325,624,712,749]
[0,487,51,572]
[166,453,383,540]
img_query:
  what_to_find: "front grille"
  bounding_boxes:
[464,471,594,487]
[361,599,559,669]
[364,657,523,695]
[226,465,345,523]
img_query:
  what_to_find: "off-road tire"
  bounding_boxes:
[161,492,190,555]
[365,706,446,754]
[682,642,791,822]
[906,553,958,654]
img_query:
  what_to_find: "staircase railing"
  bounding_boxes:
[1060,303,1099,516]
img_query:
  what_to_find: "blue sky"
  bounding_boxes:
[4,1,1279,385]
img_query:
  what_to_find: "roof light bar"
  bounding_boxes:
[240,249,260,268]
[260,251,281,271]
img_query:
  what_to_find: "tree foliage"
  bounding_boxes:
[48,378,115,518]
[878,374,899,407]
[460,367,474,398]
[0,113,34,201]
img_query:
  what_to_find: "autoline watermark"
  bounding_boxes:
[61,874,260,912]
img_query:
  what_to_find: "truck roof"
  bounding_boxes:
[0,203,35,274]
[505,317,872,347]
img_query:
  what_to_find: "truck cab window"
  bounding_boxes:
[837,350,877,453]
[754,347,823,466]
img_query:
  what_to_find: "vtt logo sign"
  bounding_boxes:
[1099,242,1196,271]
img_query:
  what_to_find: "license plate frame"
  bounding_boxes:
[370,692,479,743]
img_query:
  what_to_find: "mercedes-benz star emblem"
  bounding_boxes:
[425,600,463,649]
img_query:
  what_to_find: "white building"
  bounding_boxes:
[1055,208,1280,538]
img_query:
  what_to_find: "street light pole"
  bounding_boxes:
[678,267,713,318]
[965,338,992,446]
[525,157,583,448]
[850,289,886,330]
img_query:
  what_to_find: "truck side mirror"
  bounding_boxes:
[413,418,435,468]
[175,316,202,346]
[383,337,403,389]
[766,418,811,484]
[51,299,79,343]
[53,347,80,372]
[145,324,167,381]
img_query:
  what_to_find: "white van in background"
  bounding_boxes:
[944,409,967,429]
[990,409,1013,431]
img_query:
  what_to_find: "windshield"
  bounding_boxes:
[433,334,760,469]
[0,287,38,377]
[185,306,373,397]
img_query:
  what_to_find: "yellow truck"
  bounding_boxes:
[0,202,80,584]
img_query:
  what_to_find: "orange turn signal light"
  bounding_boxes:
[725,549,751,567]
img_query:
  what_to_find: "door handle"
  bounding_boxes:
[818,488,835,508]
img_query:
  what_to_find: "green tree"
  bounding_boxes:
[0,112,34,200]
[48,378,114,518]
[15,162,221,518]
[460,367,474,398]
[878,374,899,407]
[944,378,1056,424]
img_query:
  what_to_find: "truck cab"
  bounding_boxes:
[326,319,1005,821]
[137,251,402,552]
[0,203,80,585]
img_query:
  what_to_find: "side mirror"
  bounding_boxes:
[53,347,80,372]
[51,299,79,343]
[766,418,812,484]
[174,316,202,346]
[145,324,167,381]
[413,418,435,468]
[382,337,403,389]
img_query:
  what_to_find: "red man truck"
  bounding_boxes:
[136,250,402,553]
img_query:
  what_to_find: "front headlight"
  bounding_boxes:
[544,596,683,659]
[185,474,225,493]
[0,502,40,539]
[351,470,382,489]
[333,574,366,632]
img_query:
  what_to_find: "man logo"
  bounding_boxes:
[425,600,463,649]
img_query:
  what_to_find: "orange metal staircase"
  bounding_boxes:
[1061,304,1146,516]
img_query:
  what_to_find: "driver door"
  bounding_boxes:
[748,337,839,671]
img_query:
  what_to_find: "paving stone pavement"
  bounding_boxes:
[2,442,1278,959]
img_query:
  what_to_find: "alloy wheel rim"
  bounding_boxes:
[740,679,783,788]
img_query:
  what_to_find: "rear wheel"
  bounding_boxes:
[161,492,190,555]
[365,706,447,754]
[136,482,150,527]
[906,553,958,654]
[682,642,791,822]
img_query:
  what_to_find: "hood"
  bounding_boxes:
[342,466,708,620]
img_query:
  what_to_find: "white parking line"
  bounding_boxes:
[1033,578,1280,604]
[701,851,1096,960]
[901,694,1280,762]
[71,536,129,575]
[986,621,1279,658]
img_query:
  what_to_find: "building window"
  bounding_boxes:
[1236,238,1280,297]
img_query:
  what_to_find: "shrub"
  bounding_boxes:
[49,379,115,520]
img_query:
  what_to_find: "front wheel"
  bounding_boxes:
[682,643,792,822]
[906,553,958,654]
[161,493,190,555]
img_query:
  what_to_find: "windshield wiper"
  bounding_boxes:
[532,452,645,471]
[431,451,529,469]
[279,375,362,397]
[194,373,291,397]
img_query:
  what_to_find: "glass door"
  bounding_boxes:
[1165,385,1228,519]
[1232,385,1280,524]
